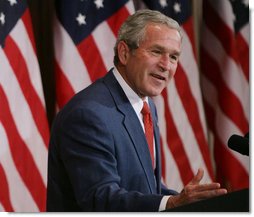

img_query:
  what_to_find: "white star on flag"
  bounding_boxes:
[0,12,5,25]
[94,0,104,9]
[159,0,168,8]
[173,2,181,13]
[76,13,86,25]
[7,0,17,6]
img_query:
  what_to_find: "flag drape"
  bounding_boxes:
[0,0,49,212]
[200,0,249,190]
[54,0,135,108]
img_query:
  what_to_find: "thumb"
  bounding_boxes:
[190,168,204,185]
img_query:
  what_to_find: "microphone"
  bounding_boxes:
[227,133,249,156]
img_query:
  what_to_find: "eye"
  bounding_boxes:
[151,49,162,55]
[170,54,179,62]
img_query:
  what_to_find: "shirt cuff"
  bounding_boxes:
[159,195,171,211]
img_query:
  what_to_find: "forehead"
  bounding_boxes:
[143,23,181,45]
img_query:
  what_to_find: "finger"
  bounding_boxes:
[193,182,222,192]
[190,168,204,184]
[191,187,228,201]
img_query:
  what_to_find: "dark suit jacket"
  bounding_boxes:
[46,69,178,211]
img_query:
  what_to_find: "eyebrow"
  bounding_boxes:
[150,44,181,56]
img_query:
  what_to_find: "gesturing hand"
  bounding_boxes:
[166,168,228,209]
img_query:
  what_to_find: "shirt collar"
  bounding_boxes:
[112,67,148,115]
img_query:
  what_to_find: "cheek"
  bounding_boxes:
[170,64,178,76]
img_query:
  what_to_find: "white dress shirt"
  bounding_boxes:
[112,68,170,211]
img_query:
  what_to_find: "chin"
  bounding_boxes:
[144,86,164,97]
[149,90,163,97]
[153,87,164,96]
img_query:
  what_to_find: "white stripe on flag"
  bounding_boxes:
[93,21,116,71]
[0,123,39,212]
[180,29,208,134]
[208,0,235,30]
[0,203,4,212]
[0,47,48,185]
[153,94,184,192]
[10,19,46,108]
[54,17,91,93]
[167,81,212,183]
[125,0,135,14]
[202,26,249,120]
[201,76,249,172]
[241,24,250,44]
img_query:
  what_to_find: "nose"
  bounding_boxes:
[158,54,171,72]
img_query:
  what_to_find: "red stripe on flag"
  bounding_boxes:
[201,48,248,133]
[3,36,49,147]
[162,89,194,185]
[181,19,198,59]
[0,164,14,212]
[107,6,130,36]
[203,101,249,190]
[175,65,214,179]
[204,1,248,80]
[55,60,76,108]
[77,35,107,82]
[21,9,37,55]
[0,86,46,211]
[214,136,249,190]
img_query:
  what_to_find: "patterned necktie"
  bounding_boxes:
[141,101,155,169]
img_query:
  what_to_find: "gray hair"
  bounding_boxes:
[113,9,182,65]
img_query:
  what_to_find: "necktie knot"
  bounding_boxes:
[141,101,150,115]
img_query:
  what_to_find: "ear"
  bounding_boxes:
[117,41,130,65]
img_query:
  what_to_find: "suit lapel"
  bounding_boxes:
[103,70,157,194]
[149,98,162,194]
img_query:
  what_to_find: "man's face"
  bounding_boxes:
[119,23,182,98]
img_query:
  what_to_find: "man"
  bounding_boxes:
[46,9,227,211]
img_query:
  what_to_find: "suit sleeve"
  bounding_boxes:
[55,104,163,211]
[161,183,179,195]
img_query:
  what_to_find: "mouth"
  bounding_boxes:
[151,73,166,81]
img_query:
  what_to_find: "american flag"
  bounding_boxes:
[54,0,135,108]
[0,0,49,212]
[201,0,249,190]
[141,0,214,191]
